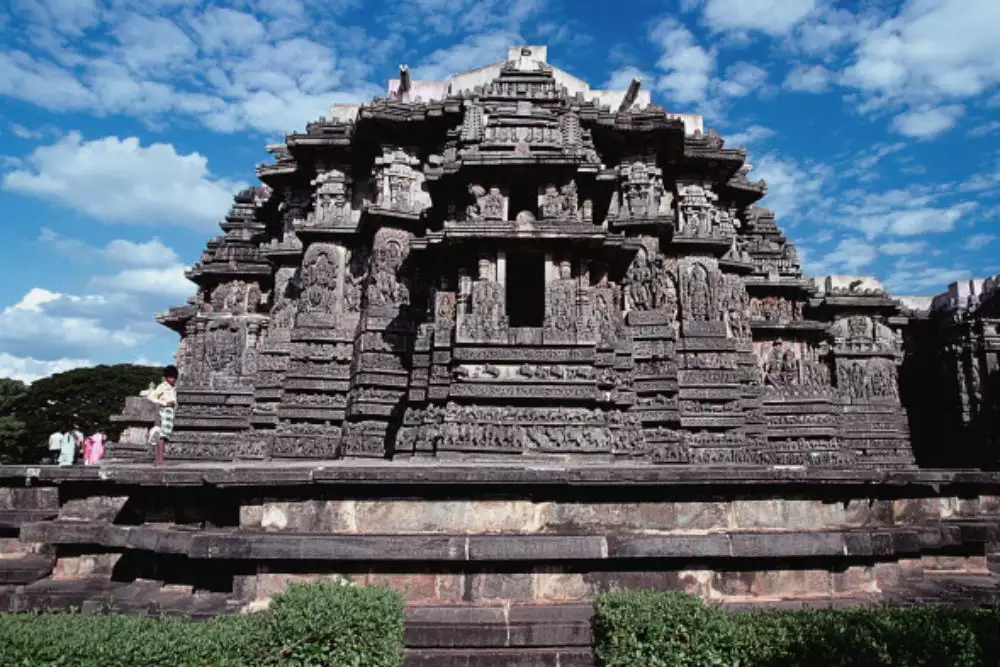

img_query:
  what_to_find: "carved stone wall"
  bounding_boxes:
[146,50,934,468]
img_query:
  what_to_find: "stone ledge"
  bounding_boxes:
[1,462,997,489]
[19,522,985,562]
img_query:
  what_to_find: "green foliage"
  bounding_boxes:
[0,378,27,464]
[261,581,405,667]
[0,582,404,667]
[4,363,164,463]
[594,590,1000,667]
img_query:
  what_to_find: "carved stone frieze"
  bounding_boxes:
[677,182,719,237]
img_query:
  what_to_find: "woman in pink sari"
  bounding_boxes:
[83,432,106,465]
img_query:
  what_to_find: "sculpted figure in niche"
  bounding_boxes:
[625,248,653,311]
[650,256,679,320]
[592,268,625,346]
[466,185,485,220]
[301,244,340,315]
[463,257,507,341]
[481,187,505,220]
[366,231,410,309]
[686,264,711,321]
[546,261,577,335]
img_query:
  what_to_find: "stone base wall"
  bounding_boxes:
[2,464,1000,618]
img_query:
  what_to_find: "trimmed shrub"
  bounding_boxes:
[594,590,1000,667]
[0,582,404,667]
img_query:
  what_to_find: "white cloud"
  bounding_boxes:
[89,266,192,300]
[879,240,926,256]
[40,229,180,267]
[856,202,977,238]
[0,4,386,135]
[891,105,964,139]
[725,125,775,148]
[842,0,1000,107]
[412,31,521,81]
[0,287,150,361]
[810,237,879,274]
[969,120,1000,137]
[963,233,996,250]
[783,64,830,93]
[698,0,818,36]
[650,18,716,104]
[3,132,244,228]
[719,61,768,97]
[0,353,92,384]
[884,265,970,294]
[752,152,831,220]
[604,65,650,91]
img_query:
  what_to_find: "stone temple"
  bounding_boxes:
[145,44,930,467]
[3,46,1000,667]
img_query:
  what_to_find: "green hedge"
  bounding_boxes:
[595,590,1000,667]
[0,581,405,667]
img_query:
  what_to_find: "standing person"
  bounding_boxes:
[48,431,63,465]
[58,427,83,467]
[146,365,178,467]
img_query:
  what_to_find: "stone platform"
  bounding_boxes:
[4,461,1000,666]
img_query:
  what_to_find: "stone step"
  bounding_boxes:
[0,554,54,585]
[405,648,594,667]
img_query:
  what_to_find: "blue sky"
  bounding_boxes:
[0,0,997,382]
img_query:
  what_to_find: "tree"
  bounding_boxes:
[0,379,27,463]
[12,364,164,464]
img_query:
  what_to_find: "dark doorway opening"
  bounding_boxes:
[507,187,537,221]
[506,252,545,327]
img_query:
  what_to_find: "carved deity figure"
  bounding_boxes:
[463,257,507,341]
[625,249,653,311]
[592,270,624,346]
[685,264,711,321]
[481,187,505,220]
[301,244,340,315]
[723,274,750,339]
[650,256,679,320]
[366,229,410,309]
[269,269,299,331]
[545,261,577,337]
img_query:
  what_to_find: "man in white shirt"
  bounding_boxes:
[146,365,178,466]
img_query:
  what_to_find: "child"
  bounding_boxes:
[146,365,178,467]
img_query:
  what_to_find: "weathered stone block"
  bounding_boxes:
[355,501,540,534]
[893,498,941,524]
[367,573,439,603]
[755,569,831,598]
[51,553,120,580]
[60,496,128,522]
[711,571,756,597]
[533,570,591,602]
[540,502,725,533]
[468,572,534,603]
[832,566,877,594]
[874,562,899,589]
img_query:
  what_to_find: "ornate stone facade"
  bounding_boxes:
[151,45,932,469]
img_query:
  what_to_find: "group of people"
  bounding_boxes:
[44,365,179,468]
[48,429,106,466]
